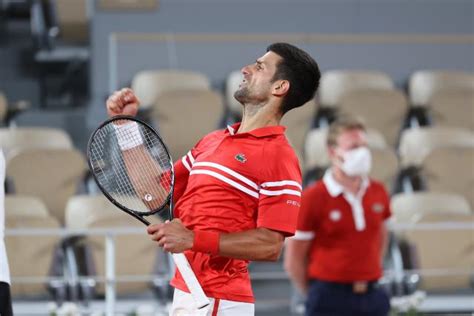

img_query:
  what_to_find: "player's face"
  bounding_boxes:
[234,51,282,105]
[329,128,368,163]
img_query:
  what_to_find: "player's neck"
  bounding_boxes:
[238,102,282,134]
[332,167,362,195]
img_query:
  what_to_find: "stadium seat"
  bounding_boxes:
[391,193,474,291]
[338,89,408,146]
[0,127,73,156]
[391,192,472,224]
[0,92,6,123]
[428,90,474,130]
[151,90,223,160]
[131,70,211,110]
[280,100,317,169]
[5,148,87,224]
[4,195,62,297]
[54,0,90,44]
[398,127,474,167]
[422,147,474,209]
[65,195,163,296]
[409,70,474,107]
[225,70,244,122]
[303,128,397,190]
[318,70,395,107]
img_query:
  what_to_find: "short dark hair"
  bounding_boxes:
[267,43,321,114]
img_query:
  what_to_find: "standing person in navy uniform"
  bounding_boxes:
[285,115,391,316]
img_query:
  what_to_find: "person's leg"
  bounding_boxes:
[305,280,352,316]
[350,287,391,316]
[0,282,13,316]
[371,288,391,316]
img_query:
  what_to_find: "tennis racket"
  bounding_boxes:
[87,115,210,310]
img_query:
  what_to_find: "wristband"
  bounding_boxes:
[192,230,220,255]
[113,121,143,150]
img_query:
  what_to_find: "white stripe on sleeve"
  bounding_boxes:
[293,230,315,241]
[261,180,302,191]
[259,188,301,197]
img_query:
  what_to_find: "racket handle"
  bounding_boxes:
[172,253,210,310]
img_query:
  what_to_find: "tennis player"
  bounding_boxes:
[106,43,320,315]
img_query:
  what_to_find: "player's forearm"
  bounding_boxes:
[194,228,284,261]
[284,240,310,294]
[286,264,308,295]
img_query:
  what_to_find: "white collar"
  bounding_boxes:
[323,169,369,198]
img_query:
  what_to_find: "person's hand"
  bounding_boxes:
[106,88,139,118]
[147,219,194,253]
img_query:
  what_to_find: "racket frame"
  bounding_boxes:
[87,115,175,225]
[87,115,210,310]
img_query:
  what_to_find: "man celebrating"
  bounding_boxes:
[106,43,320,315]
[285,116,391,316]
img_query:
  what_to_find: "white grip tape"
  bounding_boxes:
[113,122,143,150]
[172,253,210,309]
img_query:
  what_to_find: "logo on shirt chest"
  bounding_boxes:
[329,209,342,222]
[372,203,385,213]
[235,153,247,163]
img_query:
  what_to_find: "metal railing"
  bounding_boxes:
[5,222,474,315]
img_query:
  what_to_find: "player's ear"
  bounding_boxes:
[272,80,289,97]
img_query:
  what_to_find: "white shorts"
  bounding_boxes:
[169,288,255,316]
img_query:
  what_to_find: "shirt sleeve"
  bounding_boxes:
[257,149,302,237]
[293,184,321,241]
[381,186,392,220]
[172,146,200,216]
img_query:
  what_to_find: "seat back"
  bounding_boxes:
[404,213,474,290]
[391,192,472,224]
[54,0,89,43]
[0,93,7,123]
[422,147,474,209]
[6,148,87,224]
[0,127,73,157]
[339,89,408,146]
[5,195,61,297]
[151,90,223,160]
[398,127,474,167]
[225,70,244,118]
[319,70,394,107]
[429,90,474,130]
[281,101,317,170]
[132,70,211,110]
[65,195,158,295]
[409,70,474,106]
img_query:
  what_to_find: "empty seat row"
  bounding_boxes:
[5,194,165,299]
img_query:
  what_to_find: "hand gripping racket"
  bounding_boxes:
[87,115,210,310]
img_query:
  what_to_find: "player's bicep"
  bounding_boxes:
[257,181,302,236]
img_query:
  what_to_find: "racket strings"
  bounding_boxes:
[89,119,173,214]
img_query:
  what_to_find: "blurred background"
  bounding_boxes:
[0,0,473,315]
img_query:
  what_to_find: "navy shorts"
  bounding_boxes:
[305,279,390,316]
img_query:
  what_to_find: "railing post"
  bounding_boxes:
[105,234,116,316]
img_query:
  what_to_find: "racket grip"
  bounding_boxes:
[172,253,210,309]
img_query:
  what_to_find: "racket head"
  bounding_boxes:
[87,115,175,220]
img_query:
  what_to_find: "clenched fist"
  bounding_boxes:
[147,219,194,253]
[106,88,140,118]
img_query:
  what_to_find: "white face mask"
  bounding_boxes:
[336,146,372,177]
